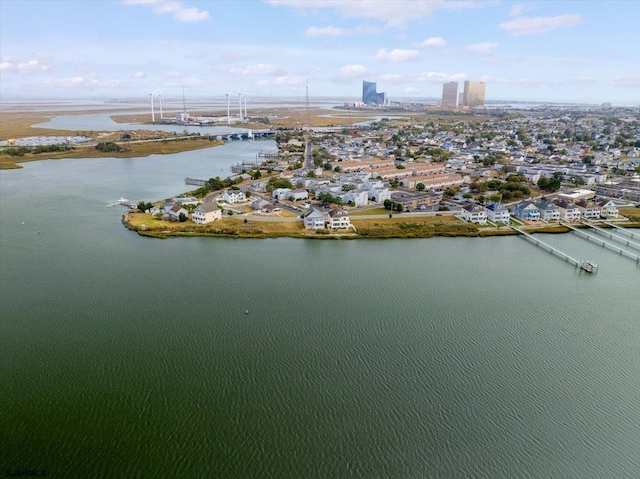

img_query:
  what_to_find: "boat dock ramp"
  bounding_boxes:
[602,220,640,241]
[108,198,139,209]
[509,225,587,270]
[561,221,640,265]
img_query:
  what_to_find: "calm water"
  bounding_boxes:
[1,142,639,478]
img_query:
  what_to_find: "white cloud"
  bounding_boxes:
[404,87,420,93]
[611,74,640,88]
[306,26,349,37]
[0,55,53,73]
[274,75,307,86]
[375,48,419,63]
[267,0,481,27]
[466,42,497,55]
[333,64,372,83]
[229,63,282,76]
[122,0,209,23]
[415,37,447,47]
[509,4,534,17]
[500,14,582,36]
[480,75,509,84]
[416,71,466,83]
[381,74,403,84]
[45,74,125,90]
[133,71,146,78]
[517,78,542,86]
[305,25,380,37]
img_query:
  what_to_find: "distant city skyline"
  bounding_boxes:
[1,1,639,105]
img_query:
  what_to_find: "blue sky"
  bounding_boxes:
[1,0,639,104]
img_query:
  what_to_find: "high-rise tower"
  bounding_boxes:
[441,82,458,107]
[462,81,486,107]
[362,81,378,105]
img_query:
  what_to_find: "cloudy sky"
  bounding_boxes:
[1,0,639,104]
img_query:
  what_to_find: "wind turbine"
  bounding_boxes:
[226,92,231,125]
[242,93,249,119]
[149,93,155,123]
[238,93,243,121]
[158,92,164,120]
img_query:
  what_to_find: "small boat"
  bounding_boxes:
[581,260,598,273]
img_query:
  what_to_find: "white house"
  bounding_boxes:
[555,201,582,221]
[327,208,351,229]
[598,199,619,218]
[192,202,222,224]
[534,200,561,221]
[223,189,246,204]
[368,188,391,203]
[578,202,602,220]
[460,203,487,224]
[344,190,368,207]
[303,208,328,230]
[167,204,189,221]
[484,203,510,224]
[288,189,309,201]
[513,201,541,221]
[272,188,292,200]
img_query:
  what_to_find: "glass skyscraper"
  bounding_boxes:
[362,81,378,105]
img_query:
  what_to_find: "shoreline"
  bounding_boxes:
[122,211,640,240]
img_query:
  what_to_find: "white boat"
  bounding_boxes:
[581,260,598,273]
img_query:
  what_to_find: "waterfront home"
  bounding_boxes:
[555,200,582,221]
[192,202,222,224]
[327,208,351,229]
[167,204,189,221]
[303,208,328,230]
[460,203,487,225]
[513,201,541,221]
[598,199,619,218]
[484,203,510,224]
[534,200,561,221]
[577,201,602,220]
[223,189,246,204]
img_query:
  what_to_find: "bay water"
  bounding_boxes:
[1,141,639,478]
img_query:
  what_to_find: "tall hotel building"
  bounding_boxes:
[462,81,486,107]
[441,82,458,107]
[362,81,386,105]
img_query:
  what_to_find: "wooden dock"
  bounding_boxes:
[509,225,582,268]
[602,220,640,241]
[185,178,207,186]
[581,220,640,251]
[561,221,640,264]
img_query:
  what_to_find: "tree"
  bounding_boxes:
[570,176,586,186]
[389,179,399,188]
[251,170,262,180]
[416,183,425,191]
[95,141,121,152]
[178,212,188,222]
[137,201,153,212]
[245,190,252,197]
[394,202,404,212]
[334,165,342,173]
[383,199,393,210]
[266,177,293,192]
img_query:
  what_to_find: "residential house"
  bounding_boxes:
[555,200,582,221]
[513,201,541,221]
[288,189,309,201]
[192,202,222,224]
[167,204,189,221]
[534,200,561,221]
[577,201,602,220]
[485,203,510,224]
[327,208,351,229]
[272,188,292,200]
[223,189,246,204]
[460,203,487,224]
[303,208,328,230]
[598,199,619,218]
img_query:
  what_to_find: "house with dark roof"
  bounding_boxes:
[460,203,487,224]
[327,208,351,229]
[513,201,540,221]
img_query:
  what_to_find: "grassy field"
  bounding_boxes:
[0,137,225,169]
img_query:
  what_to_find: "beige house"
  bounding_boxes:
[192,202,222,224]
